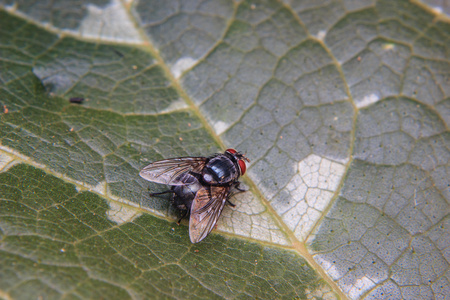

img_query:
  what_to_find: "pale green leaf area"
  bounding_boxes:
[0,0,449,299]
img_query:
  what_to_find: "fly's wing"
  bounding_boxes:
[139,157,206,185]
[189,185,230,243]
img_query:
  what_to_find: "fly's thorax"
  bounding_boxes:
[202,154,240,184]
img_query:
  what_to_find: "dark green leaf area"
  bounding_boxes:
[0,11,179,115]
[33,36,178,114]
[0,13,219,209]
[4,0,110,30]
[0,74,217,209]
[1,164,330,299]
[0,10,58,83]
[31,37,178,114]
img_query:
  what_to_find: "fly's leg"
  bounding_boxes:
[177,209,189,224]
[148,190,175,197]
[226,199,236,207]
[233,181,246,192]
[226,181,248,207]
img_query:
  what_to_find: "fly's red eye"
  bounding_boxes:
[238,159,246,175]
[226,148,237,154]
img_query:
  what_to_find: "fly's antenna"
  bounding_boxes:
[239,152,250,163]
[226,148,250,163]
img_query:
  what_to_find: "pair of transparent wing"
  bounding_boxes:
[139,157,206,185]
[140,156,231,243]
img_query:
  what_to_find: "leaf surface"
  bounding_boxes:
[1,1,449,299]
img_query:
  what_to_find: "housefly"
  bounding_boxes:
[139,149,249,243]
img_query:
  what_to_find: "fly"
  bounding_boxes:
[139,149,249,243]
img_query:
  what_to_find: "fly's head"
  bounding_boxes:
[225,149,250,177]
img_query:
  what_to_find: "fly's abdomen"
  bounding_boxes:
[171,173,202,211]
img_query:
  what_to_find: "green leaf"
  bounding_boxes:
[1,164,326,299]
[1,0,449,299]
